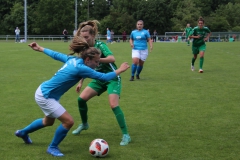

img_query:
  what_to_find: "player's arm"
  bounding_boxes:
[80,62,129,81]
[189,35,200,39]
[204,30,211,41]
[129,38,134,48]
[129,32,134,48]
[146,31,153,52]
[147,37,153,52]
[182,31,186,36]
[28,42,68,63]
[76,78,84,93]
[98,43,115,63]
[188,30,200,39]
[100,55,115,63]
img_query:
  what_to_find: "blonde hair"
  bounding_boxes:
[69,36,101,60]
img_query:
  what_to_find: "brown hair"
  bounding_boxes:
[69,36,101,60]
[76,20,99,38]
[198,17,204,23]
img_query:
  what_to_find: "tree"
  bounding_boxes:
[171,0,201,32]
[135,0,174,34]
[32,0,74,35]
[2,2,24,34]
[211,2,240,31]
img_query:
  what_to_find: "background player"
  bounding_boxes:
[182,23,192,46]
[189,17,211,73]
[129,20,153,81]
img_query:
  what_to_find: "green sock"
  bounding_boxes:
[191,57,196,66]
[200,57,204,69]
[78,97,88,124]
[112,106,128,134]
[187,40,190,45]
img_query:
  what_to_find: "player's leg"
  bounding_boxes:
[199,45,206,73]
[107,82,131,146]
[47,109,73,157]
[136,49,148,79]
[130,50,140,81]
[72,85,99,135]
[191,46,199,71]
[15,86,56,144]
[186,35,190,46]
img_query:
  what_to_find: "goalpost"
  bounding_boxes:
[164,32,185,42]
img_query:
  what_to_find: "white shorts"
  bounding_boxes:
[132,49,149,61]
[35,86,66,118]
[107,36,111,40]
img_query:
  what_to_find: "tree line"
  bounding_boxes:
[0,0,240,36]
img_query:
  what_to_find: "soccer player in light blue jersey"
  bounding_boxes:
[106,28,111,44]
[129,20,153,81]
[14,36,129,157]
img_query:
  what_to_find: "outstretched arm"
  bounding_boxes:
[28,42,69,63]
[28,42,44,52]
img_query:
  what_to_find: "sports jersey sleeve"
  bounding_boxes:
[146,31,151,38]
[130,31,133,39]
[205,27,211,33]
[98,42,113,57]
[43,48,69,63]
[78,66,117,81]
[189,29,194,36]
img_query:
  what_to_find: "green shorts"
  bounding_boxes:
[192,44,206,54]
[88,77,121,96]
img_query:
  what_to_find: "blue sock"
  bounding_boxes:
[136,66,143,76]
[21,118,44,136]
[49,124,69,148]
[131,64,137,76]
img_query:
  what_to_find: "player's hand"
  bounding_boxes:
[76,83,82,93]
[150,46,153,52]
[118,62,130,73]
[28,42,43,52]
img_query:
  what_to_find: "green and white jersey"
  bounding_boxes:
[185,27,192,37]
[94,40,118,74]
[190,26,211,46]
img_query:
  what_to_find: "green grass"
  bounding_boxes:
[0,40,240,160]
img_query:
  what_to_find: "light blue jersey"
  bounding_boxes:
[40,49,117,100]
[107,30,111,37]
[130,29,150,50]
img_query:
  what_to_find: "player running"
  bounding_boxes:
[182,23,192,46]
[189,17,211,73]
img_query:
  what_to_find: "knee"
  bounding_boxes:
[63,118,74,129]
[44,121,54,127]
[78,97,87,108]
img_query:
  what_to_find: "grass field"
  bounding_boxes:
[0,40,240,160]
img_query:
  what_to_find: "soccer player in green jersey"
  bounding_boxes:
[72,20,131,146]
[182,23,192,46]
[189,17,211,73]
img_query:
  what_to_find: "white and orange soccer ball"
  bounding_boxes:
[89,138,109,158]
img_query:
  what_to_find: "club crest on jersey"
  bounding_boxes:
[136,36,141,39]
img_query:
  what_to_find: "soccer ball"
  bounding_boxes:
[89,138,109,158]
